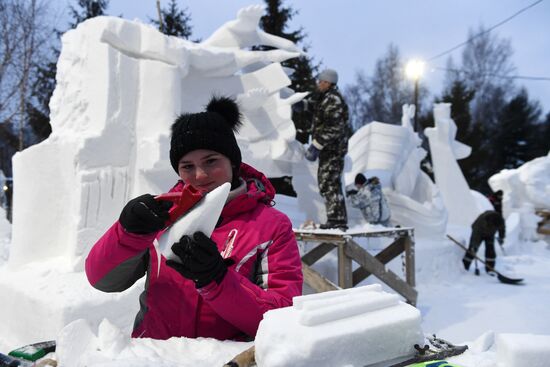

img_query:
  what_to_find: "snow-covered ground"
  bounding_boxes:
[1,203,549,366]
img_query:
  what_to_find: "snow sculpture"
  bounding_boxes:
[341,108,447,237]
[9,9,303,270]
[3,7,305,346]
[425,103,480,227]
[489,152,550,213]
[489,152,550,240]
[255,285,424,367]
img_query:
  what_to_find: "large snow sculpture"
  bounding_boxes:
[255,285,424,367]
[341,105,447,237]
[425,103,481,227]
[9,7,303,270]
[489,152,550,240]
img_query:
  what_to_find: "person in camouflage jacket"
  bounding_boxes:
[304,68,351,230]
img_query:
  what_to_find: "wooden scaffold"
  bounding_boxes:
[295,226,417,306]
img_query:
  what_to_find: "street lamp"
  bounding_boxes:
[405,59,425,132]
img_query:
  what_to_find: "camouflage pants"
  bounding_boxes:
[318,149,347,223]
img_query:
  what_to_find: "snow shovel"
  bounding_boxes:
[447,235,523,285]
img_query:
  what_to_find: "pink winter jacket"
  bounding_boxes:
[85,163,303,340]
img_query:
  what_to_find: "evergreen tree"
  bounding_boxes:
[69,0,109,28]
[531,112,550,158]
[258,0,318,144]
[151,0,193,39]
[493,89,542,170]
[460,25,516,128]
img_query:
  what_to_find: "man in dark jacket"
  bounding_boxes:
[488,190,503,214]
[463,210,506,273]
[304,68,351,230]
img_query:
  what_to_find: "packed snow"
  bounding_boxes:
[1,5,549,367]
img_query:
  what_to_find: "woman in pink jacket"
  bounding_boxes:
[85,96,303,341]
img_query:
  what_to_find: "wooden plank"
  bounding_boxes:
[404,235,416,288]
[302,262,339,293]
[344,239,417,305]
[338,242,353,288]
[301,242,335,266]
[352,237,405,285]
[294,232,347,243]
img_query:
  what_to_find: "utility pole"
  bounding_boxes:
[156,0,164,32]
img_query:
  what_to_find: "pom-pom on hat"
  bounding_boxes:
[169,96,243,173]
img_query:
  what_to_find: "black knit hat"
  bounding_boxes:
[169,96,243,173]
[354,173,367,186]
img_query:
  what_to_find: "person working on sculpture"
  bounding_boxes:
[346,174,391,226]
[85,96,303,341]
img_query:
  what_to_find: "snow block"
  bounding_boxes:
[496,333,550,367]
[255,285,423,367]
[0,261,140,348]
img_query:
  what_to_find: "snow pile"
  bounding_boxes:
[0,257,141,347]
[255,285,423,367]
[495,333,550,367]
[448,332,550,367]
[54,318,251,367]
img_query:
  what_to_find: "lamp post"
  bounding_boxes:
[405,59,425,132]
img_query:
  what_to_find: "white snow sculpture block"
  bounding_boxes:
[496,333,550,367]
[255,285,424,367]
[425,103,480,227]
[10,12,303,270]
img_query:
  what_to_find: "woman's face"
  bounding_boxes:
[177,149,233,192]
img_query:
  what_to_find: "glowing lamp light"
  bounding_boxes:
[405,59,425,81]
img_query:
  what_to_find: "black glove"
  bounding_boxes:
[166,232,228,288]
[498,237,504,245]
[346,189,358,196]
[119,194,172,234]
[304,144,320,161]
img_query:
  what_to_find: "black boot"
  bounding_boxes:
[319,220,348,231]
[462,258,471,271]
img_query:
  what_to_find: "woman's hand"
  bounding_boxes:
[119,194,172,234]
[166,232,229,288]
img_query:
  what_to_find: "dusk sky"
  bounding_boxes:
[53,0,550,114]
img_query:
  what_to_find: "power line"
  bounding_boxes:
[435,67,550,81]
[428,0,544,62]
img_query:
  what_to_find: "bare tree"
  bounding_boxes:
[345,44,424,129]
[0,0,54,151]
[460,25,516,126]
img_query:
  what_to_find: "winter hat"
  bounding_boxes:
[169,96,243,173]
[354,173,367,186]
[318,68,338,84]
